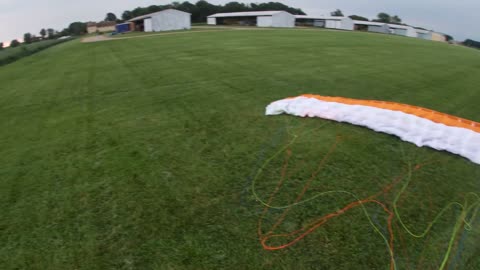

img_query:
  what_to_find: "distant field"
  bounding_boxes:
[0,29,479,269]
[0,38,73,66]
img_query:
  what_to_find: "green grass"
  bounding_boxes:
[0,38,73,66]
[0,29,480,269]
[108,27,229,38]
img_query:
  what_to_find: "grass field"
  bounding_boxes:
[0,38,73,66]
[1,29,480,269]
[107,27,228,39]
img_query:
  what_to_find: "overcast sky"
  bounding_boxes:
[1,0,478,44]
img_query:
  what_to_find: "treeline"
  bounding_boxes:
[0,38,73,66]
[120,1,305,23]
[2,22,86,50]
[463,39,480,49]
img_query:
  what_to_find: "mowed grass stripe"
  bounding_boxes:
[0,29,479,269]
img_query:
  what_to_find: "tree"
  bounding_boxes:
[122,11,133,21]
[122,10,133,21]
[223,2,248,12]
[59,28,70,37]
[349,15,369,21]
[375,12,391,23]
[251,2,305,15]
[40,28,46,39]
[105,12,118,22]
[130,6,149,18]
[119,1,305,23]
[47,28,55,39]
[374,12,403,24]
[10,39,20,47]
[146,5,163,14]
[68,22,87,35]
[445,34,454,42]
[463,39,480,49]
[0,42,3,50]
[466,39,480,48]
[23,33,33,44]
[195,0,220,22]
[391,15,402,24]
[331,9,344,17]
[176,1,198,16]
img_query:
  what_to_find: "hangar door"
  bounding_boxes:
[325,20,340,29]
[313,20,325,27]
[207,18,216,25]
[144,18,153,32]
[257,16,272,27]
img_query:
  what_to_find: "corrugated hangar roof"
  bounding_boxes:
[129,9,191,22]
[415,28,431,34]
[208,11,287,18]
[353,20,387,26]
[295,15,347,20]
[387,24,413,29]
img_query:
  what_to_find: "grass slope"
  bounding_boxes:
[0,38,73,66]
[0,29,479,269]
[108,28,224,39]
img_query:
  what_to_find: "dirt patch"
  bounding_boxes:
[81,35,113,43]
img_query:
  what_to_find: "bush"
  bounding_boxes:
[463,39,480,49]
[0,38,74,66]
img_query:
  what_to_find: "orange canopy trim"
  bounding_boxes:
[293,94,480,133]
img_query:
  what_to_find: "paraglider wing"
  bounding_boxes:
[266,95,480,164]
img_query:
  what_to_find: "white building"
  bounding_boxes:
[129,9,191,32]
[207,11,295,28]
[388,24,417,38]
[353,21,390,34]
[295,15,354,30]
[431,32,448,42]
[415,28,432,40]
